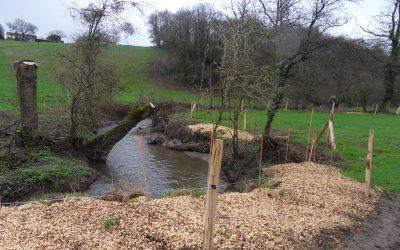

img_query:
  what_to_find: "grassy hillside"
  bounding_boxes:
[0,40,198,111]
[184,110,400,190]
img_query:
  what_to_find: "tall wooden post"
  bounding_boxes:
[243,110,247,131]
[330,101,335,121]
[13,60,39,146]
[203,139,223,250]
[258,136,264,187]
[327,102,335,147]
[374,104,379,115]
[365,130,374,198]
[285,128,291,163]
[328,120,336,150]
[308,132,317,162]
[285,100,289,111]
[190,102,196,118]
[305,107,315,161]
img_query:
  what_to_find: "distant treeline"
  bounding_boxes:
[148,4,397,111]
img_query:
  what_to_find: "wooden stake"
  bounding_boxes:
[203,139,223,250]
[285,128,291,163]
[190,102,197,118]
[365,130,374,198]
[315,121,329,142]
[285,100,289,111]
[243,110,247,131]
[258,136,264,187]
[305,107,315,161]
[396,105,400,115]
[308,133,317,162]
[374,104,378,115]
[328,120,336,150]
[330,101,335,121]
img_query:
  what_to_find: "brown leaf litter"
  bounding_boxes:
[0,163,378,249]
[187,123,255,141]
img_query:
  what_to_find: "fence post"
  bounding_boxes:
[305,107,315,161]
[328,120,336,150]
[258,136,264,187]
[285,100,289,111]
[374,104,379,115]
[190,102,196,118]
[365,130,374,198]
[243,110,247,131]
[308,133,317,162]
[203,139,223,250]
[285,128,291,163]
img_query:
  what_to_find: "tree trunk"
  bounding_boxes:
[380,37,400,112]
[13,60,39,147]
[263,63,289,139]
[85,103,155,161]
[380,64,396,112]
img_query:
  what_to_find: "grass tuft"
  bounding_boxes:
[104,218,120,231]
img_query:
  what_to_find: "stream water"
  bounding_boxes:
[86,119,210,198]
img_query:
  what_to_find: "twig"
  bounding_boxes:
[0,120,19,136]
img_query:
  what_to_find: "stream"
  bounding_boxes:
[86,119,211,198]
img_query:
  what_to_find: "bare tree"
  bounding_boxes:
[148,5,222,90]
[57,0,139,144]
[6,19,38,40]
[362,0,400,112]
[256,0,355,138]
[47,30,66,42]
[0,24,4,40]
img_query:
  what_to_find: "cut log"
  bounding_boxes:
[13,60,39,146]
[85,103,155,161]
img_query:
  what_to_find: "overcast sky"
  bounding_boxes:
[0,0,383,47]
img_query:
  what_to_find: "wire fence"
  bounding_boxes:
[2,107,400,206]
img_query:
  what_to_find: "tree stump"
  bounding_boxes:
[13,60,39,147]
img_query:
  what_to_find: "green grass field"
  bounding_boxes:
[184,110,400,190]
[0,40,199,111]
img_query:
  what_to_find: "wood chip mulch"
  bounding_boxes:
[0,163,378,249]
[187,123,255,141]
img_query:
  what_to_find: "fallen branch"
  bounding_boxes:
[0,120,19,136]
[85,103,155,161]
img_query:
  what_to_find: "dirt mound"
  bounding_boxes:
[187,123,255,141]
[0,163,378,249]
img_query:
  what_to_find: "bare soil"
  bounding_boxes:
[344,190,400,249]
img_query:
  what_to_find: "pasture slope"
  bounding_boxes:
[0,40,197,111]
